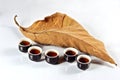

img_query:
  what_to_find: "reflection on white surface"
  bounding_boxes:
[0,0,120,80]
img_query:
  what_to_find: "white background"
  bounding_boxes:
[0,0,120,80]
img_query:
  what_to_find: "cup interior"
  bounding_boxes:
[45,49,59,58]
[19,38,32,46]
[77,55,91,64]
[64,47,78,56]
[28,46,42,55]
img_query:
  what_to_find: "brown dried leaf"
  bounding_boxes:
[14,12,116,65]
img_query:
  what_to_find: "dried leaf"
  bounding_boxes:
[14,12,116,65]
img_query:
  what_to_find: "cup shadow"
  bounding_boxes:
[59,62,81,74]
[58,56,65,64]
[2,48,26,65]
[2,48,21,56]
[2,48,48,68]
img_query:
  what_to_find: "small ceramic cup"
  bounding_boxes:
[45,49,59,64]
[64,47,78,62]
[28,46,42,62]
[18,38,32,53]
[77,55,91,70]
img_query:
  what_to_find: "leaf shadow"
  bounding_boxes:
[6,26,23,38]
[91,59,104,65]
[91,57,116,68]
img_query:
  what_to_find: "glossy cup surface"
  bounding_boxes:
[77,55,91,70]
[19,38,32,53]
[64,47,78,62]
[45,49,59,64]
[28,46,42,62]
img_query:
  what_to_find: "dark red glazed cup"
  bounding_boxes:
[18,38,32,53]
[64,47,78,62]
[45,49,59,65]
[28,46,42,62]
[77,55,91,70]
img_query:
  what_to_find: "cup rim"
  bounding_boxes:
[19,38,32,46]
[45,49,59,58]
[64,47,78,56]
[77,55,91,64]
[28,46,42,55]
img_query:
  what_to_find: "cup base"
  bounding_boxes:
[46,61,59,65]
[29,54,41,62]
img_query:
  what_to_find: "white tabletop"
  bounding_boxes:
[0,0,120,80]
